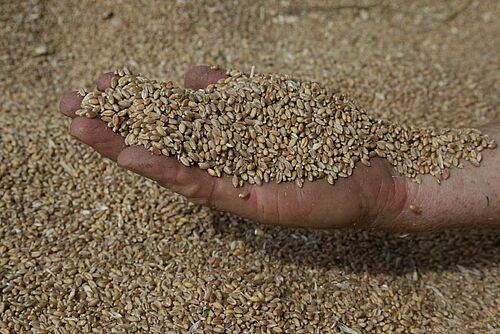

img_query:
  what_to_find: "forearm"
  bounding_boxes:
[396,123,500,231]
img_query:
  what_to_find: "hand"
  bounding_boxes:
[59,66,500,231]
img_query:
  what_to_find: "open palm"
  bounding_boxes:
[60,66,500,231]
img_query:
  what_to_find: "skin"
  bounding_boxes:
[59,66,500,232]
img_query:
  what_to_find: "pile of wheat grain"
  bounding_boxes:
[78,69,495,188]
[1,1,499,333]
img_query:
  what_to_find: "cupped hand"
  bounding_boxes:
[59,66,500,231]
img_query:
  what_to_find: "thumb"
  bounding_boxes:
[184,65,228,89]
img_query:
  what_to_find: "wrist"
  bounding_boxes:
[394,122,499,231]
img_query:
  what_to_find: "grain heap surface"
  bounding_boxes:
[78,69,496,187]
[1,1,499,333]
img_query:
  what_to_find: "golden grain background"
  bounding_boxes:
[1,1,499,333]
